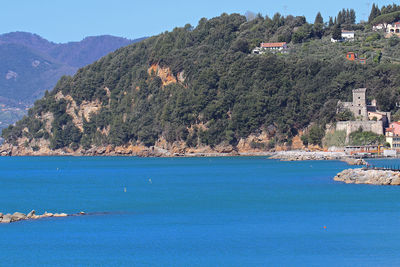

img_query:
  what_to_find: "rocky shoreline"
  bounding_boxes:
[334,168,400,185]
[0,144,367,164]
[0,143,275,157]
[0,210,86,223]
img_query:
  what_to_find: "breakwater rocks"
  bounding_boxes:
[270,151,345,161]
[0,210,85,223]
[334,168,400,185]
[270,151,366,165]
[339,158,366,165]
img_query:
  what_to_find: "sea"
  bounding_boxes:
[1,156,400,266]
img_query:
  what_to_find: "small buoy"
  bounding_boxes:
[323,226,327,229]
[148,178,152,184]
[124,187,127,193]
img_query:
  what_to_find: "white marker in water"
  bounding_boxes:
[149,178,152,184]
[124,187,127,193]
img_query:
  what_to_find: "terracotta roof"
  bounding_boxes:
[341,30,354,33]
[260,42,286,48]
[391,121,400,125]
[394,22,400,25]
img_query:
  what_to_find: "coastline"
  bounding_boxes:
[0,143,367,164]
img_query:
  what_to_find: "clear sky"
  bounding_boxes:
[0,0,393,43]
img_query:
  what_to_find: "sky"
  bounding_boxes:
[0,0,394,43]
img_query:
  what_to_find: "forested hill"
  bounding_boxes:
[3,10,400,155]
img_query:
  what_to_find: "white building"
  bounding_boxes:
[252,42,287,54]
[331,30,355,42]
[341,30,355,40]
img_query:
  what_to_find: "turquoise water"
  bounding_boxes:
[1,157,400,266]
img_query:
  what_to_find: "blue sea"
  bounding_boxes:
[1,156,400,266]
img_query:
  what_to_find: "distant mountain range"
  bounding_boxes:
[0,31,145,130]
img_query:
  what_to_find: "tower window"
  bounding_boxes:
[359,110,361,115]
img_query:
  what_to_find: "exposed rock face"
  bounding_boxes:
[55,91,101,132]
[147,63,185,86]
[334,168,400,185]
[0,210,86,223]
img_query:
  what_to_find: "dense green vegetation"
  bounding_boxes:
[4,6,400,151]
[349,129,385,146]
[324,130,347,147]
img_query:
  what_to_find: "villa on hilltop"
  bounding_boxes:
[336,88,391,143]
[373,21,400,38]
[252,42,287,54]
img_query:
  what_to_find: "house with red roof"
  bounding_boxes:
[386,22,400,37]
[252,42,287,54]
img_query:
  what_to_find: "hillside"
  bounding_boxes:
[0,32,145,131]
[2,12,400,156]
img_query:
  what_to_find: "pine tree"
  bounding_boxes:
[349,9,356,24]
[368,4,380,23]
[314,12,324,38]
[328,17,334,27]
[332,24,342,40]
[314,12,324,24]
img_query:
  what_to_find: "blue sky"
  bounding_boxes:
[0,0,393,43]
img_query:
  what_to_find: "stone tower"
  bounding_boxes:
[351,88,368,121]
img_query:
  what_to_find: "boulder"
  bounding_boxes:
[27,210,35,218]
[53,213,68,217]
[11,212,27,222]
[1,214,12,223]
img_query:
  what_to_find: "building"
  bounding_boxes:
[341,30,355,40]
[346,52,356,61]
[252,42,287,54]
[345,52,367,64]
[373,21,400,38]
[386,22,400,37]
[337,88,390,123]
[336,88,390,143]
[358,58,366,64]
[385,121,400,150]
[337,88,369,120]
[331,30,355,42]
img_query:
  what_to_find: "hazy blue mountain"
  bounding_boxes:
[0,31,145,130]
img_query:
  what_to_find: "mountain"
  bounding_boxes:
[2,12,400,156]
[0,32,145,130]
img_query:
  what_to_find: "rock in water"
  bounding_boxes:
[1,214,12,223]
[334,168,400,185]
[27,210,35,218]
[11,212,27,222]
[0,210,86,223]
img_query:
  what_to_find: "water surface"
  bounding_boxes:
[0,157,399,266]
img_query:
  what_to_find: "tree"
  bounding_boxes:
[332,24,342,40]
[369,4,381,23]
[314,12,324,24]
[328,17,334,27]
[308,125,325,146]
[349,9,356,24]
[313,12,324,38]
